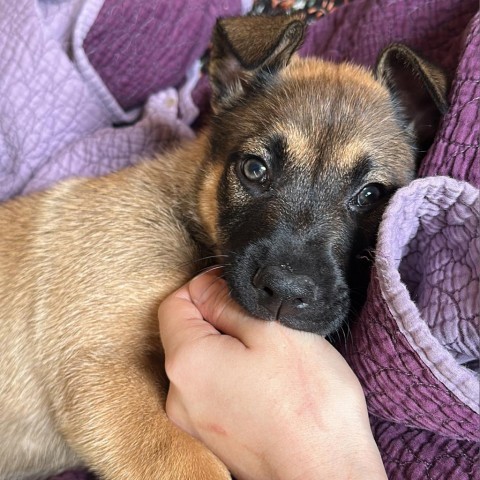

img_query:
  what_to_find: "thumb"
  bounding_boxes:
[188,270,264,347]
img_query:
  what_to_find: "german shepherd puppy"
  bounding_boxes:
[0,15,447,480]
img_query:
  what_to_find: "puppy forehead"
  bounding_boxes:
[272,122,370,172]
[280,57,386,101]
[265,59,394,170]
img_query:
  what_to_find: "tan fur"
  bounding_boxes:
[197,161,223,248]
[0,136,231,479]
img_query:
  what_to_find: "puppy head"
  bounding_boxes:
[198,16,448,335]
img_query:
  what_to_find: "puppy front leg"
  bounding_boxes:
[55,356,230,480]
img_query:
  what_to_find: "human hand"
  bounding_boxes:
[159,271,387,480]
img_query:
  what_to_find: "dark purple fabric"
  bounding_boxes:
[301,0,471,73]
[350,264,479,478]
[351,270,477,441]
[371,418,479,479]
[83,0,242,110]
[299,0,479,188]
[419,15,480,184]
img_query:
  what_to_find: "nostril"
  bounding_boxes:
[263,286,274,297]
[253,268,276,298]
[252,268,263,289]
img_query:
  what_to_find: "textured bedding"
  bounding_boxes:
[0,0,248,201]
[0,0,478,479]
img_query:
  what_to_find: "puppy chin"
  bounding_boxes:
[280,301,348,336]
[253,298,348,336]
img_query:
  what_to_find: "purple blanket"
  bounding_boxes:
[0,0,248,200]
[1,1,478,479]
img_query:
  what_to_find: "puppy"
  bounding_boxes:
[0,15,447,480]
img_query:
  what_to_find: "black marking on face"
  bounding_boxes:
[206,62,419,336]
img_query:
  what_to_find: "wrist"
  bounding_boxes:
[271,432,387,480]
[286,452,387,480]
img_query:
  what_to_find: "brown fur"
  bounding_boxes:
[0,16,447,480]
[0,138,230,479]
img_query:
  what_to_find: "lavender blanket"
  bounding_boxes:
[1,1,478,479]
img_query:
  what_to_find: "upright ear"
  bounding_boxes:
[208,15,306,112]
[375,44,449,157]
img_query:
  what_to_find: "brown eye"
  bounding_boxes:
[355,184,384,208]
[242,157,268,183]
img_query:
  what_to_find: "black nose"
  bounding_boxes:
[252,265,318,317]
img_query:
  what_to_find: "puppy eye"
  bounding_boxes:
[354,183,385,208]
[241,156,268,183]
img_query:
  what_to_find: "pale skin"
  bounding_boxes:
[159,271,388,480]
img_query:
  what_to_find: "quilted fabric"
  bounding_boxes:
[348,178,479,478]
[0,0,247,202]
[399,182,479,367]
[83,0,244,110]
[0,0,478,479]
[371,418,479,479]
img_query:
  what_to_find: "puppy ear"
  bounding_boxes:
[375,44,449,157]
[208,15,306,112]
